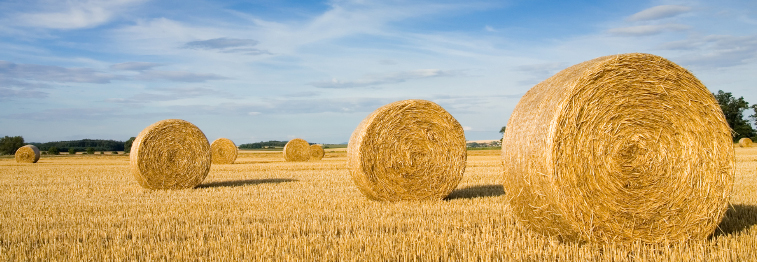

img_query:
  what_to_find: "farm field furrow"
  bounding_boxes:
[1,148,756,261]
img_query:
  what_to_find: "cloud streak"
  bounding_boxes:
[0,60,120,83]
[184,37,271,55]
[664,35,757,68]
[311,69,465,88]
[9,0,147,29]
[627,5,692,21]
[110,62,162,71]
[607,24,689,36]
[7,107,124,121]
[134,70,228,82]
[0,87,48,101]
[106,86,234,104]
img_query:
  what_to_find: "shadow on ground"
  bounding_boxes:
[198,178,297,188]
[445,184,505,200]
[712,204,757,238]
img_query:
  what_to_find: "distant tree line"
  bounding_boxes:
[238,140,289,149]
[28,139,126,152]
[0,136,25,155]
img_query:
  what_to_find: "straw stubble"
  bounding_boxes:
[347,99,467,201]
[501,53,734,243]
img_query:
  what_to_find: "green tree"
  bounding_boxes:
[68,148,76,155]
[0,136,25,155]
[499,126,506,133]
[86,147,95,154]
[713,90,756,141]
[48,146,60,155]
[124,137,136,153]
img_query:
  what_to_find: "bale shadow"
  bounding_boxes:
[712,204,757,238]
[445,184,505,200]
[198,178,297,188]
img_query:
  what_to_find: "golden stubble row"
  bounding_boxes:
[1,149,756,261]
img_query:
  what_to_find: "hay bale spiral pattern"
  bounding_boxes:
[15,145,40,163]
[130,119,211,190]
[283,138,311,162]
[310,144,325,161]
[348,99,466,201]
[739,138,753,148]
[211,138,238,164]
[502,53,734,243]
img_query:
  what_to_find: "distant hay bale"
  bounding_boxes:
[283,138,311,162]
[211,138,238,164]
[15,145,40,163]
[739,138,753,147]
[502,53,734,243]
[347,99,466,201]
[130,119,211,190]
[310,144,325,161]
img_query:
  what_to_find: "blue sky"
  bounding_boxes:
[1,0,756,144]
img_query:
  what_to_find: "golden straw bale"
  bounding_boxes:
[310,144,325,161]
[15,145,40,163]
[347,99,466,201]
[501,53,734,243]
[130,119,211,190]
[283,138,311,162]
[738,138,753,147]
[211,138,238,164]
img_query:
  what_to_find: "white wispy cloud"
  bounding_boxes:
[607,24,689,36]
[134,70,228,82]
[514,62,568,86]
[9,0,147,29]
[184,37,272,55]
[8,107,125,120]
[0,60,120,83]
[0,87,48,101]
[106,86,234,104]
[167,97,395,115]
[311,69,465,88]
[110,62,162,71]
[664,35,757,68]
[627,5,692,21]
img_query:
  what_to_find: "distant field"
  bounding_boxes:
[1,148,756,260]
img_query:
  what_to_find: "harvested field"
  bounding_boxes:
[1,148,756,261]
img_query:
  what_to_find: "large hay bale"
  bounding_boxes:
[15,145,40,163]
[211,138,238,164]
[310,144,325,161]
[130,119,211,190]
[502,53,734,243]
[283,138,311,162]
[348,99,466,201]
[739,138,753,147]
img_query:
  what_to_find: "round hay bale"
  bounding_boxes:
[283,138,311,162]
[502,53,734,243]
[211,138,238,164]
[130,119,211,190]
[738,138,753,147]
[310,144,325,161]
[347,99,466,201]
[15,145,40,163]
